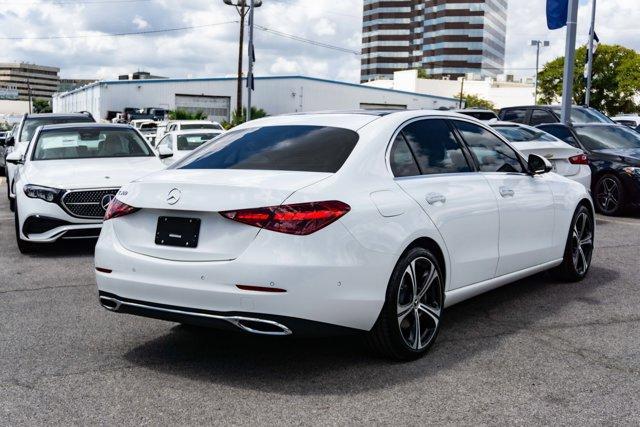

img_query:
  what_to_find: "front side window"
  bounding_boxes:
[173,125,359,173]
[32,128,152,160]
[454,120,526,173]
[550,106,613,124]
[20,116,94,142]
[401,119,471,175]
[389,134,420,177]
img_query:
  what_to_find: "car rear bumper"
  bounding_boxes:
[95,220,395,332]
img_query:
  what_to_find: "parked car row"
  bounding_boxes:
[493,104,640,216]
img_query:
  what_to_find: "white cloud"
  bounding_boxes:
[0,0,637,84]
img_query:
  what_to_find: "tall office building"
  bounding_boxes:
[0,62,60,100]
[361,0,507,82]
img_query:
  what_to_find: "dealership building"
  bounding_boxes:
[52,75,460,122]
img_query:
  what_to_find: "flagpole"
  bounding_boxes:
[585,0,597,107]
[561,0,580,125]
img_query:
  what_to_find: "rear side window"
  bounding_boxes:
[454,120,526,173]
[400,119,471,175]
[538,125,580,147]
[173,125,359,173]
[390,134,420,177]
[530,109,557,126]
[500,109,527,123]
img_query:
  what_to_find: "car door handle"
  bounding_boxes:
[426,192,446,205]
[499,186,515,198]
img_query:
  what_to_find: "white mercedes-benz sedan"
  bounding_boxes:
[11,123,164,253]
[95,110,595,360]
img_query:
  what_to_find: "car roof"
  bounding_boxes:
[571,123,622,128]
[168,129,224,135]
[454,108,496,113]
[38,123,134,131]
[25,113,92,119]
[170,120,218,124]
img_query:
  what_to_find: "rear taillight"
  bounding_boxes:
[569,154,589,165]
[220,201,351,235]
[104,199,139,221]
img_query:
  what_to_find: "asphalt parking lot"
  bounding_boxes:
[1,177,639,425]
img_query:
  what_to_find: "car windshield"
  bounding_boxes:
[573,125,640,151]
[20,116,94,142]
[32,128,153,160]
[176,133,220,151]
[492,125,556,142]
[139,123,157,131]
[549,107,613,124]
[172,125,359,173]
[181,123,221,130]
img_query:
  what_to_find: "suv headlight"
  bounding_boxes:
[23,185,63,203]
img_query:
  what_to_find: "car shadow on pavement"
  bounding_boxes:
[122,265,618,395]
[16,239,97,258]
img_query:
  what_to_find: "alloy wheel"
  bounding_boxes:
[571,211,593,275]
[396,257,442,351]
[596,177,620,213]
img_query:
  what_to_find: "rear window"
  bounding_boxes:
[181,123,222,131]
[20,116,94,142]
[459,111,498,121]
[173,125,359,173]
[492,125,556,142]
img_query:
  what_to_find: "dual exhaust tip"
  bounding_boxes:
[99,295,292,336]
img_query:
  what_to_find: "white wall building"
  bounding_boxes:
[366,70,536,109]
[53,75,460,122]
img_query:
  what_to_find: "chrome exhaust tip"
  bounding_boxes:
[98,295,292,336]
[99,296,121,311]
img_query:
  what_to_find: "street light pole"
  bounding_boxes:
[585,0,597,107]
[531,40,550,105]
[247,0,255,121]
[561,0,580,125]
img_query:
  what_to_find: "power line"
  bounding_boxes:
[0,21,237,40]
[255,25,360,55]
[0,0,152,4]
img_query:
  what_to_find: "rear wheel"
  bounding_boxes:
[594,174,625,215]
[555,205,594,282]
[367,247,444,361]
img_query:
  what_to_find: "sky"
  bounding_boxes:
[0,0,638,83]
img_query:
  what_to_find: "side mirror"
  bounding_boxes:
[6,150,24,165]
[158,146,173,159]
[5,135,15,147]
[528,153,553,175]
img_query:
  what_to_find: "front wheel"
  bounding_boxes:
[594,174,625,215]
[555,205,594,282]
[367,247,444,361]
[14,204,38,254]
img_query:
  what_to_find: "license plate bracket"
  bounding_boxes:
[155,216,201,248]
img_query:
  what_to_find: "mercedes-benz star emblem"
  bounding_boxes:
[101,194,115,211]
[166,188,181,205]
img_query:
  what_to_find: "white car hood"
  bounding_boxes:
[25,156,165,190]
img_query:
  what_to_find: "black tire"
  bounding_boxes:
[7,178,15,212]
[367,247,444,361]
[0,165,5,177]
[14,204,38,254]
[594,174,625,216]
[555,204,594,282]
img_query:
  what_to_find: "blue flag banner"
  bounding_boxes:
[547,0,569,30]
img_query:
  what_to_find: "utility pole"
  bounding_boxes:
[531,40,550,105]
[561,0,580,125]
[458,77,465,108]
[222,0,262,121]
[246,0,255,121]
[585,0,597,107]
[27,74,32,114]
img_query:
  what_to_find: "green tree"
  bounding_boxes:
[221,106,268,129]
[457,93,496,110]
[32,98,52,113]
[167,109,207,120]
[538,44,640,115]
[416,69,428,79]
